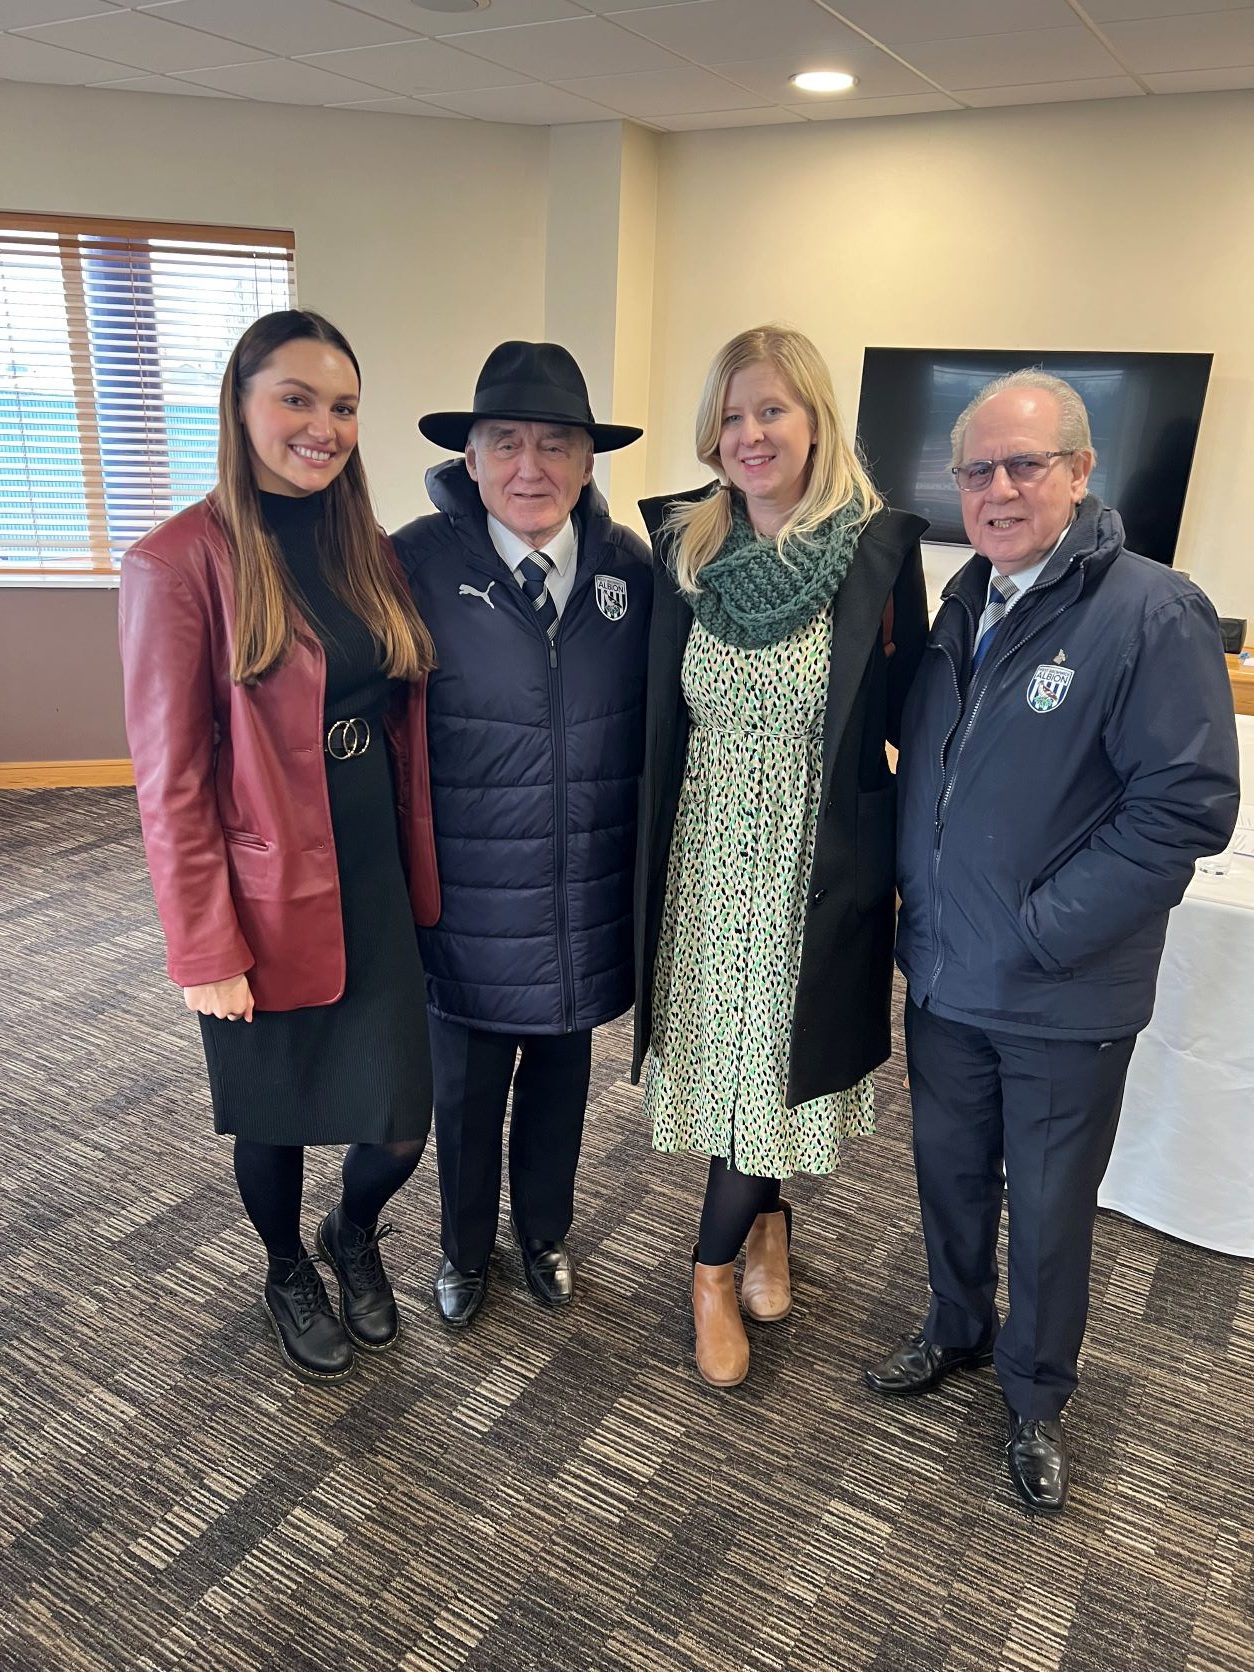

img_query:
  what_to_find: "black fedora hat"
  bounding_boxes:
[419,340,643,454]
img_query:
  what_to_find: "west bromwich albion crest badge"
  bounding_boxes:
[595,574,627,620]
[1026,663,1074,713]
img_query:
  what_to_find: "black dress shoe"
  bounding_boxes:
[863,1325,996,1395]
[263,1254,355,1383]
[433,1255,488,1328]
[316,1205,400,1352]
[1005,1405,1069,1515]
[511,1216,575,1307]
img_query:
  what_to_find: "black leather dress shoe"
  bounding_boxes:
[1005,1405,1069,1515]
[863,1326,996,1395]
[433,1255,488,1328]
[316,1205,400,1352]
[263,1254,355,1383]
[511,1217,575,1307]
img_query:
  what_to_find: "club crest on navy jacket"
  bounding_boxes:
[392,461,653,1034]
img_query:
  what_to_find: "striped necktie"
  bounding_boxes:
[971,572,1018,673]
[516,550,559,643]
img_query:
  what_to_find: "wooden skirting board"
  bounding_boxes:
[0,759,134,789]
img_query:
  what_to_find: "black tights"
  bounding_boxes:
[233,1138,425,1272]
[696,1158,781,1266]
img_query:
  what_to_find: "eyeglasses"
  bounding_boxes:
[951,451,1075,492]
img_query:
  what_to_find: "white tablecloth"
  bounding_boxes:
[1098,714,1254,1256]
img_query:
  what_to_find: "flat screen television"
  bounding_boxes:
[854,348,1213,565]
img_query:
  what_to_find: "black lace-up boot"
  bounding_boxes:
[317,1206,400,1351]
[262,1253,355,1383]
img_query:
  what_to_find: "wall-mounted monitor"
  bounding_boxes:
[855,348,1213,565]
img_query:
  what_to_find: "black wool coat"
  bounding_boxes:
[631,490,928,1108]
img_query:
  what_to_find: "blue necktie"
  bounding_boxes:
[516,550,559,643]
[971,573,1018,673]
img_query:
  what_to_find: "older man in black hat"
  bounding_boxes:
[392,342,651,1327]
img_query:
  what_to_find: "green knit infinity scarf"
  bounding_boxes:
[687,496,862,650]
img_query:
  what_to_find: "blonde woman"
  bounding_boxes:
[633,326,928,1387]
[120,310,438,1384]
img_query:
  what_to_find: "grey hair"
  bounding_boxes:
[950,369,1096,467]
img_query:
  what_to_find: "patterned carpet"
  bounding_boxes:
[1,787,1251,1672]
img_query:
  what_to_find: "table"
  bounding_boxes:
[1097,714,1254,1257]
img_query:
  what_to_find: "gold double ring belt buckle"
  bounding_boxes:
[325,717,371,760]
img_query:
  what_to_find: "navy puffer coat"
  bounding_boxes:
[392,462,652,1034]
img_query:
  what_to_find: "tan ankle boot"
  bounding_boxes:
[741,1201,793,1322]
[692,1251,750,1388]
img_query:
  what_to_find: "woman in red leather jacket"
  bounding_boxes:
[120,309,440,1384]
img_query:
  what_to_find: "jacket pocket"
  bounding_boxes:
[222,829,276,900]
[222,828,268,850]
[855,783,897,912]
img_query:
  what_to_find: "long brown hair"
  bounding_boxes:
[216,309,434,685]
[666,325,882,593]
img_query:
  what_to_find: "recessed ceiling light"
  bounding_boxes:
[790,70,858,94]
[410,0,490,14]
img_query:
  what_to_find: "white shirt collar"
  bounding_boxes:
[486,513,577,576]
[987,521,1072,604]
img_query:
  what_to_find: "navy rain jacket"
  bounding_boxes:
[895,495,1239,1040]
[392,461,652,1034]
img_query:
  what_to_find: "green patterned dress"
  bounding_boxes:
[644,609,875,1178]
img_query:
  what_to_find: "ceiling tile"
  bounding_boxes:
[297,38,531,94]
[438,16,685,77]
[1142,65,1254,91]
[898,26,1123,89]
[16,11,272,74]
[790,90,962,120]
[337,0,586,30]
[586,1,713,11]
[135,0,421,55]
[608,0,874,62]
[174,56,390,103]
[830,1,1076,45]
[1082,0,1253,20]
[1103,11,1254,73]
[1,1,127,25]
[961,75,1145,107]
[86,71,244,98]
[552,64,770,117]
[658,106,807,130]
[324,95,469,117]
[0,30,134,83]
[418,80,624,121]
[713,52,931,103]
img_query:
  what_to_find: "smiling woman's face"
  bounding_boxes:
[717,361,816,536]
[239,338,360,497]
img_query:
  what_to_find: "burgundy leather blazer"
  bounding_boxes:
[119,494,439,1011]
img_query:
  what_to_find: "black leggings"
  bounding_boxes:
[696,1158,781,1266]
[233,1138,425,1271]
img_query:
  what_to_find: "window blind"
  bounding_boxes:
[0,213,295,573]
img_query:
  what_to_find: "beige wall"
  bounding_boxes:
[645,92,1254,624]
[3,84,1251,765]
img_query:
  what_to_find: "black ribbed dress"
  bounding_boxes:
[199,489,432,1146]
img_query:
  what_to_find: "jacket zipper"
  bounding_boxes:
[539,607,576,1032]
[926,583,1074,1002]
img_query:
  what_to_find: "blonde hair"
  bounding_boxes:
[217,309,435,686]
[950,368,1096,467]
[666,325,881,593]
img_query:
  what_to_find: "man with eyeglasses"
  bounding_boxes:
[865,369,1238,1515]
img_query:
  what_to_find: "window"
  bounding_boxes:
[0,213,295,575]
